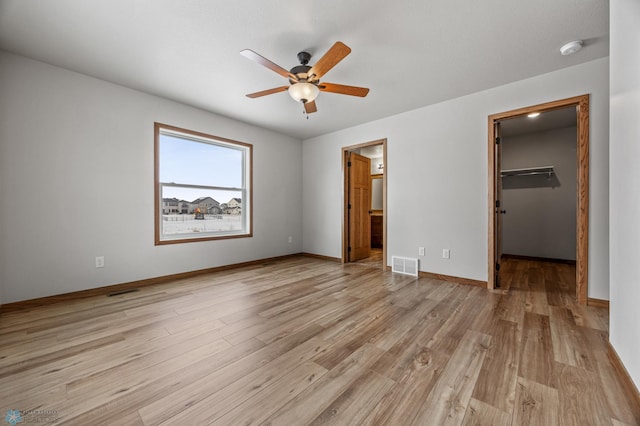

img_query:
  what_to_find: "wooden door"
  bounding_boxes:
[495,121,503,288]
[348,152,371,261]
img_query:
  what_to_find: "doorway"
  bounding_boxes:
[342,139,387,270]
[488,95,589,304]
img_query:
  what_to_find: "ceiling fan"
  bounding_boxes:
[240,41,369,115]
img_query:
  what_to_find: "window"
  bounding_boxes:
[154,123,252,244]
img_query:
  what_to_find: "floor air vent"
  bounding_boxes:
[107,288,139,297]
[391,256,419,277]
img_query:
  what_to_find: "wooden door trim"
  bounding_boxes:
[342,139,387,269]
[494,121,504,288]
[488,94,589,304]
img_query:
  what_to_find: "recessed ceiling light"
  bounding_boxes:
[528,112,540,118]
[560,40,583,56]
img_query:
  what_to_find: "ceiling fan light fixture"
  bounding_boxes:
[288,82,319,103]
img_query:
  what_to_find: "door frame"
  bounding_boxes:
[487,94,590,304]
[342,138,387,269]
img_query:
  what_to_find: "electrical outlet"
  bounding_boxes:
[418,247,425,256]
[288,236,293,243]
[95,256,105,268]
[442,249,450,259]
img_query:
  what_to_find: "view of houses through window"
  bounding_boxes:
[160,195,243,235]
[162,196,242,216]
[155,123,252,243]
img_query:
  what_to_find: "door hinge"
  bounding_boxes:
[348,204,352,209]
[347,161,352,167]
[495,136,501,145]
[348,246,352,252]
[496,200,501,208]
[496,262,501,271]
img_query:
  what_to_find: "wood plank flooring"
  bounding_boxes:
[0,256,638,425]
[352,247,384,267]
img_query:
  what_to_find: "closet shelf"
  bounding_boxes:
[501,166,554,178]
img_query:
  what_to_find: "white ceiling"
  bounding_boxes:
[0,0,609,140]
[500,107,578,137]
[359,145,384,159]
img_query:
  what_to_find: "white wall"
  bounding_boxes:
[502,126,577,261]
[303,58,609,299]
[0,51,303,304]
[609,0,640,390]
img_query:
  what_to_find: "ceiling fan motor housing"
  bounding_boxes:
[290,52,314,83]
[290,65,312,83]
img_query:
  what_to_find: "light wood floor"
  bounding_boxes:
[352,247,384,268]
[1,256,638,425]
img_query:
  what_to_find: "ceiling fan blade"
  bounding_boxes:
[319,82,369,97]
[308,41,351,80]
[304,100,317,114]
[240,49,297,81]
[246,86,289,98]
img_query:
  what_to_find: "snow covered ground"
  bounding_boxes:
[162,215,242,234]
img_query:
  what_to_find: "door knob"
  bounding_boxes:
[500,210,507,214]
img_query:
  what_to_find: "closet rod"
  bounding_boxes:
[501,166,554,178]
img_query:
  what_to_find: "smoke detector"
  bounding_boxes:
[560,40,583,56]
